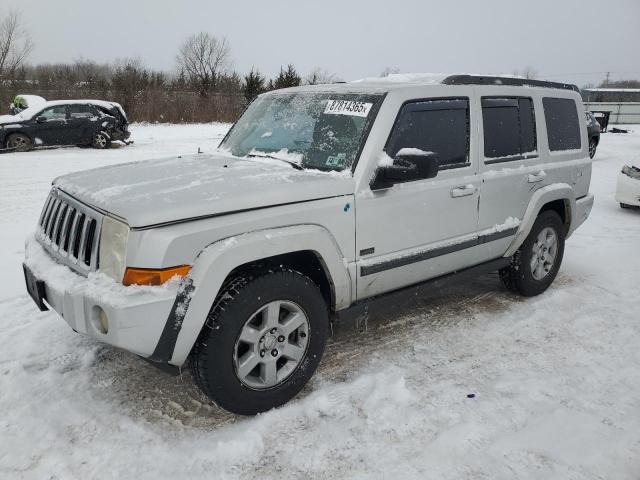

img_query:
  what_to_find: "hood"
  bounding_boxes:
[54,153,355,228]
[0,113,24,124]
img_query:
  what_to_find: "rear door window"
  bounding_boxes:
[385,98,470,169]
[542,97,581,151]
[482,97,537,162]
[68,104,96,119]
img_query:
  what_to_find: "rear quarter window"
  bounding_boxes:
[543,97,581,151]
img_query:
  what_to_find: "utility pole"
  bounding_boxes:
[604,72,611,86]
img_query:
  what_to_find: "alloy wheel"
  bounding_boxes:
[233,300,310,390]
[8,136,29,151]
[530,227,558,280]
[94,133,108,148]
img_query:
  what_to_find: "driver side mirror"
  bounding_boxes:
[35,116,46,123]
[370,149,439,191]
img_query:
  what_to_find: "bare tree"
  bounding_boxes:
[305,67,340,85]
[380,66,400,77]
[513,66,538,80]
[176,32,231,96]
[0,10,34,79]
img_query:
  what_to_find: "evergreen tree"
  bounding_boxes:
[243,68,266,103]
[272,64,301,90]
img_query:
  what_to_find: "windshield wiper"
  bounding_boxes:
[247,153,304,170]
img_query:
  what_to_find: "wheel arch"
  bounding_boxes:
[504,183,575,257]
[4,130,33,147]
[168,224,351,366]
[222,250,336,312]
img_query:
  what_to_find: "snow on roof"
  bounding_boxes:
[5,99,127,123]
[351,73,451,85]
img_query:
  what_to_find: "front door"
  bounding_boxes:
[355,96,481,299]
[31,105,69,145]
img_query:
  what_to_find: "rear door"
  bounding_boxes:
[476,89,542,258]
[67,104,99,144]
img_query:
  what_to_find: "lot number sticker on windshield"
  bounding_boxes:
[324,99,372,117]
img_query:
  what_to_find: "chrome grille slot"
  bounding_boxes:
[61,208,76,252]
[36,189,104,275]
[72,213,86,259]
[39,196,53,227]
[83,218,97,266]
[53,204,68,246]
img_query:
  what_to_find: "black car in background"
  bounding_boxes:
[0,100,130,152]
[585,111,600,159]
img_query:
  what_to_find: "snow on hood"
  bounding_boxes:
[54,153,354,228]
[0,114,19,124]
[0,112,29,124]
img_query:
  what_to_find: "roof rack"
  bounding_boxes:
[442,75,579,92]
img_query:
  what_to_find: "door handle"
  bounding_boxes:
[450,184,477,198]
[528,171,547,183]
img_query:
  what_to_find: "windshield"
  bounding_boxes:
[220,92,383,171]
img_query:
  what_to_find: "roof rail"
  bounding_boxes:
[442,75,579,92]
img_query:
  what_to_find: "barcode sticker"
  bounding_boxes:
[324,99,372,117]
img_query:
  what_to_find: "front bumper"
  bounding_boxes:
[111,127,131,141]
[24,237,177,359]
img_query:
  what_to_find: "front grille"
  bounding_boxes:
[36,189,103,275]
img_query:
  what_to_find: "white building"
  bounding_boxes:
[582,88,640,124]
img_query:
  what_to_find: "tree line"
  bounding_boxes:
[0,11,339,123]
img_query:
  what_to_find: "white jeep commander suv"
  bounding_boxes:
[24,74,594,415]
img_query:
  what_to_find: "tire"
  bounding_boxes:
[191,269,329,415]
[6,133,32,152]
[92,131,111,149]
[588,138,598,159]
[500,210,565,297]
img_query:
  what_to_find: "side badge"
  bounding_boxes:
[343,203,351,212]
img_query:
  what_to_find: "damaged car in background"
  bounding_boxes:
[616,162,640,209]
[0,99,131,152]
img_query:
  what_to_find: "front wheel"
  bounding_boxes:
[6,133,32,152]
[500,210,565,297]
[191,269,329,415]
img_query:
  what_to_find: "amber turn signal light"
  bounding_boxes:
[123,265,191,286]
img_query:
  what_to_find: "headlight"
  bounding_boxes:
[99,216,129,282]
[622,165,640,180]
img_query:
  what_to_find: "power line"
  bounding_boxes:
[541,71,640,78]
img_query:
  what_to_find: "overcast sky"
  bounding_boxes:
[3,0,639,87]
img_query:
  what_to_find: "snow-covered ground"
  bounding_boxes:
[1,123,640,479]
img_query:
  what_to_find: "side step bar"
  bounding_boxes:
[334,256,511,328]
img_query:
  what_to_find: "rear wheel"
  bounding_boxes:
[500,210,565,297]
[589,138,598,158]
[6,133,32,152]
[92,131,111,149]
[190,269,329,415]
